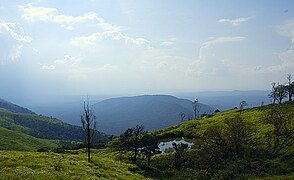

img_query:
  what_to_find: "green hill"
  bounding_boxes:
[143,102,294,179]
[0,127,56,151]
[154,101,294,141]
[0,108,108,143]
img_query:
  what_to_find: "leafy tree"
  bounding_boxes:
[81,99,97,162]
[172,142,189,168]
[140,133,161,169]
[224,115,255,158]
[192,98,201,119]
[263,109,294,155]
[116,125,145,162]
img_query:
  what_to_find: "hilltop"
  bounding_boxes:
[93,95,214,135]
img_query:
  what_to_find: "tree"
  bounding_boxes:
[116,125,145,163]
[133,125,145,162]
[269,82,278,104]
[286,74,294,101]
[172,142,189,168]
[263,109,294,155]
[276,84,287,104]
[239,100,247,109]
[179,112,186,122]
[192,98,201,119]
[81,99,97,162]
[268,82,287,104]
[140,133,161,169]
[224,115,254,158]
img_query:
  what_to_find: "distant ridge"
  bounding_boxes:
[0,98,35,114]
[93,95,214,135]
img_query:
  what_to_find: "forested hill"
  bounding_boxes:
[93,95,214,135]
[0,98,35,114]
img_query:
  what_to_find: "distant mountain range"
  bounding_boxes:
[92,95,214,135]
[26,91,271,135]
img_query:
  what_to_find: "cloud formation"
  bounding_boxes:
[189,36,246,76]
[0,20,32,43]
[218,17,251,26]
[198,36,246,62]
[71,31,151,48]
[277,18,294,43]
[19,4,118,31]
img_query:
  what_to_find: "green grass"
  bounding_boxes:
[0,127,56,151]
[154,101,294,142]
[0,149,150,180]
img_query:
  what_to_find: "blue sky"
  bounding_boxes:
[1,0,294,102]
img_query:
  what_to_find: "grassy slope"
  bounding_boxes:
[154,101,294,143]
[0,108,109,144]
[151,102,294,179]
[0,127,56,151]
[0,149,150,180]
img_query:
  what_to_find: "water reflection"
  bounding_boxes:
[158,138,193,154]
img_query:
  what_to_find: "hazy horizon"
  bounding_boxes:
[1,0,294,105]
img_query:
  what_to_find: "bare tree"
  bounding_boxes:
[286,74,293,101]
[81,98,97,162]
[179,112,186,122]
[192,98,201,119]
[269,82,278,104]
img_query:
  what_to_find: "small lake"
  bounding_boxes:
[158,138,194,154]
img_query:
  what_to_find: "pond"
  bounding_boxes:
[158,138,194,154]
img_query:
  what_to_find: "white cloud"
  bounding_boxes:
[189,36,246,76]
[71,31,151,48]
[259,18,294,73]
[198,36,245,62]
[0,20,32,43]
[41,64,55,70]
[8,45,23,62]
[54,55,78,66]
[218,17,251,26]
[257,49,294,73]
[19,4,57,22]
[19,4,118,31]
[277,18,294,42]
[161,41,174,46]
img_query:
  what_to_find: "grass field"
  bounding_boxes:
[0,149,150,180]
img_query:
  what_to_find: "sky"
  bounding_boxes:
[1,0,294,103]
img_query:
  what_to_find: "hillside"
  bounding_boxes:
[0,98,34,114]
[153,101,294,140]
[0,127,56,151]
[93,95,214,135]
[0,149,150,180]
[136,101,294,179]
[0,108,108,142]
